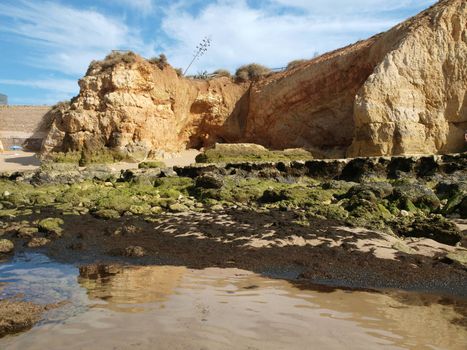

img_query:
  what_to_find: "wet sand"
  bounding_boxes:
[0,254,466,349]
[5,206,463,297]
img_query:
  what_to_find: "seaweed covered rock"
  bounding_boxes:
[32,163,81,185]
[0,239,14,254]
[391,182,440,213]
[343,182,393,200]
[459,197,467,219]
[195,173,224,189]
[123,245,146,257]
[395,215,463,246]
[92,209,121,220]
[38,218,64,237]
[260,188,291,203]
[436,181,467,217]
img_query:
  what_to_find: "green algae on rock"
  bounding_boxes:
[0,239,14,254]
[38,218,64,237]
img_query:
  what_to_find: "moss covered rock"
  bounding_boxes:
[391,183,440,213]
[38,218,64,237]
[17,226,39,238]
[195,174,224,189]
[27,237,50,248]
[138,161,166,169]
[92,209,121,220]
[0,239,14,254]
[168,203,189,212]
[396,215,463,246]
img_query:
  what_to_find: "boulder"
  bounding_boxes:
[195,173,224,189]
[0,239,14,254]
[38,218,64,237]
[396,215,464,246]
[123,245,146,257]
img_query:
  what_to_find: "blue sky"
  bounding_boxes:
[0,0,436,105]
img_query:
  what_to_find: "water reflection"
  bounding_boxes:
[78,264,186,312]
[0,254,466,350]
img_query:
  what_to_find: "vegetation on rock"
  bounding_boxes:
[138,161,167,169]
[196,144,313,163]
[148,54,168,69]
[38,218,64,237]
[0,153,465,247]
[213,69,232,78]
[235,64,272,81]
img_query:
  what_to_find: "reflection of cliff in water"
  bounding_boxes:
[77,264,466,349]
[1,259,466,349]
[78,264,186,311]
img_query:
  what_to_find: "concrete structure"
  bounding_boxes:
[0,105,52,151]
[0,94,7,105]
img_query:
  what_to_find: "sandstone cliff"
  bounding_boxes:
[43,0,466,159]
[42,56,248,160]
[348,0,467,156]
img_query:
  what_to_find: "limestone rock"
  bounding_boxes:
[42,0,466,158]
[246,0,466,157]
[42,56,248,157]
[348,0,467,157]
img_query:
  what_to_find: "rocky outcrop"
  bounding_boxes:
[348,0,467,156]
[42,57,248,160]
[42,0,466,158]
[245,0,466,157]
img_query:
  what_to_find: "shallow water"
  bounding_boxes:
[0,253,466,350]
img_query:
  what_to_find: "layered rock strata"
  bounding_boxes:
[42,0,466,158]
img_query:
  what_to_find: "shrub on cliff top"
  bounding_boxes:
[88,51,138,73]
[235,64,271,82]
[213,69,231,78]
[148,54,168,70]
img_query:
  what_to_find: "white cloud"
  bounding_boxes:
[0,0,155,75]
[161,0,421,74]
[0,79,78,95]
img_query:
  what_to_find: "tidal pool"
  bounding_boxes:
[0,253,466,349]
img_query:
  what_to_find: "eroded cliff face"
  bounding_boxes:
[243,0,466,157]
[42,57,248,159]
[243,37,384,157]
[348,0,467,157]
[43,0,466,159]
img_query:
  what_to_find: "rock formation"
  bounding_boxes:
[348,0,467,157]
[42,58,248,160]
[42,0,466,159]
